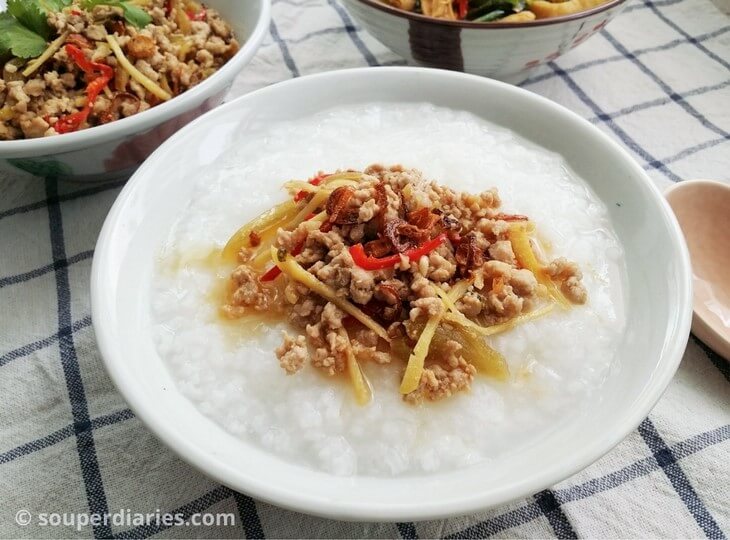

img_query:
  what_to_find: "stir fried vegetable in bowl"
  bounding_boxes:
[0,0,269,180]
[339,0,626,82]
[381,0,613,23]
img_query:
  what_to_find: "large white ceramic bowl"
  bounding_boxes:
[92,67,692,521]
[0,0,270,182]
[341,0,627,84]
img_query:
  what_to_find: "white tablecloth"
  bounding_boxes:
[1,0,728,537]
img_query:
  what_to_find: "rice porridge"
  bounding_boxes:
[150,102,627,477]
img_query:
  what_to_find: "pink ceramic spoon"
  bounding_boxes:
[666,180,730,360]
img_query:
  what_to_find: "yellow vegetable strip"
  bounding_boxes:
[160,73,173,96]
[252,208,327,267]
[461,336,509,380]
[321,172,363,184]
[509,224,570,309]
[284,178,358,196]
[435,287,481,332]
[435,286,457,310]
[289,189,330,227]
[339,328,372,406]
[169,0,192,34]
[284,180,319,193]
[399,280,471,394]
[176,38,193,61]
[271,247,390,342]
[433,280,474,316]
[245,175,360,263]
[249,177,343,267]
[480,303,555,335]
[23,31,69,78]
[309,210,327,222]
[222,200,299,261]
[399,315,440,394]
[433,324,509,380]
[530,0,606,19]
[443,302,555,336]
[106,35,172,101]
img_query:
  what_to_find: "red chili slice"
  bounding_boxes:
[349,234,447,271]
[186,8,207,21]
[293,173,327,202]
[53,45,114,134]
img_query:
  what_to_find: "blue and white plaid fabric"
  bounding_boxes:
[1,0,728,537]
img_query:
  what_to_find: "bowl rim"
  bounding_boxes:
[349,0,626,29]
[0,0,271,157]
[92,66,692,521]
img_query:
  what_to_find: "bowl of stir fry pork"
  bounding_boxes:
[0,0,269,180]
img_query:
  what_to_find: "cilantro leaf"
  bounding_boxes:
[80,0,152,28]
[119,3,152,28]
[7,0,54,40]
[0,12,48,59]
[39,0,75,12]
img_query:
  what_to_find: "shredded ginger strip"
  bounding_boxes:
[250,203,327,268]
[23,32,70,78]
[284,178,359,197]
[441,299,555,336]
[321,172,364,184]
[222,200,299,261]
[106,35,172,101]
[399,280,471,394]
[339,328,372,406]
[270,247,390,342]
[509,224,570,309]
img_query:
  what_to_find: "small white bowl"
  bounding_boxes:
[0,0,270,182]
[92,67,692,521]
[341,0,627,84]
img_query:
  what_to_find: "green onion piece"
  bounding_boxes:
[474,9,506,22]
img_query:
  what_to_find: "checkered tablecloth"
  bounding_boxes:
[1,0,729,538]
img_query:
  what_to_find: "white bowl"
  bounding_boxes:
[0,0,270,182]
[341,0,627,84]
[92,67,692,521]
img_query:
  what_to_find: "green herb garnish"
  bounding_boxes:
[467,0,525,20]
[8,0,54,40]
[40,0,75,11]
[473,8,505,21]
[0,0,73,60]
[0,0,151,62]
[0,12,48,59]
[80,0,152,29]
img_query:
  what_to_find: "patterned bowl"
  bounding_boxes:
[0,0,270,182]
[341,0,627,84]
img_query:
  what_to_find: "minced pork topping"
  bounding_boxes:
[221,165,587,405]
